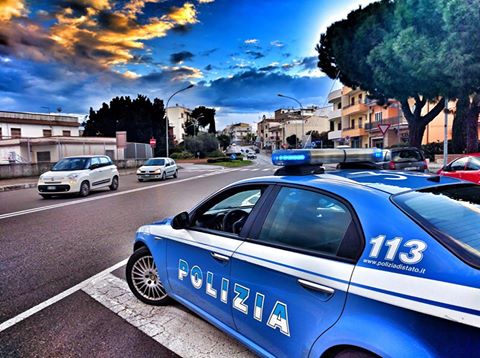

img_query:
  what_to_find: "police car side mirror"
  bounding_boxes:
[172,211,189,230]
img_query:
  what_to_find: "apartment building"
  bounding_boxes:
[327,89,343,147]
[166,105,192,144]
[224,122,253,145]
[256,115,280,149]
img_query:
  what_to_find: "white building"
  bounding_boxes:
[224,123,253,145]
[166,105,192,144]
[0,111,81,139]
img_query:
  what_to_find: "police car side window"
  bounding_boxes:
[193,187,263,235]
[256,187,353,256]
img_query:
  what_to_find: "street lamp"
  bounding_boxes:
[277,93,304,147]
[165,84,195,156]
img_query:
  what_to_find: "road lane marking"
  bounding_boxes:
[0,259,128,333]
[0,170,236,221]
[82,274,254,357]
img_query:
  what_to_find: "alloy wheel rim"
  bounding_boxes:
[131,255,167,301]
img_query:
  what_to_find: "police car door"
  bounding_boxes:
[165,184,272,329]
[230,185,362,357]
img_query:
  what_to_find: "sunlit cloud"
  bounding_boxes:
[198,0,215,3]
[0,1,199,69]
[0,0,28,21]
[244,38,258,44]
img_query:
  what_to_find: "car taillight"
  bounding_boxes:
[389,161,396,170]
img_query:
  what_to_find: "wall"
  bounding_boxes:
[0,122,80,138]
[0,159,147,179]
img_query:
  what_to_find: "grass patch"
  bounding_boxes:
[206,160,253,168]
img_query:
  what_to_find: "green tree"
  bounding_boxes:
[286,134,298,148]
[83,95,168,155]
[244,132,257,145]
[191,106,216,134]
[184,133,219,157]
[217,134,231,150]
[316,0,446,148]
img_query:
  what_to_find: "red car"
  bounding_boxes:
[437,153,480,183]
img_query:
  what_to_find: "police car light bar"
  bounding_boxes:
[271,148,385,166]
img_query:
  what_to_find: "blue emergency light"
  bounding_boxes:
[272,148,386,166]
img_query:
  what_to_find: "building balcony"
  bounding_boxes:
[342,127,367,138]
[342,86,362,96]
[328,130,342,140]
[328,108,342,120]
[327,89,342,103]
[365,117,408,130]
[342,103,368,116]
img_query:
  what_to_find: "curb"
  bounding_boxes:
[0,170,139,193]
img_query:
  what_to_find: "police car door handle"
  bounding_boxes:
[210,252,230,262]
[298,279,335,295]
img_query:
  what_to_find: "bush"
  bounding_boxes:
[207,149,226,158]
[184,133,219,158]
[207,157,231,163]
[170,151,194,160]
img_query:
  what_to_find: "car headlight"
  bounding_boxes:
[136,169,141,174]
[67,173,80,180]
[137,225,150,234]
[154,169,161,174]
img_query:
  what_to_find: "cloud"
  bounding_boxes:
[143,66,203,82]
[198,0,215,3]
[0,1,199,70]
[270,40,284,47]
[244,38,258,44]
[300,56,318,70]
[245,50,264,59]
[170,50,194,64]
[200,48,218,56]
[0,0,28,21]
[204,64,213,71]
[258,62,280,72]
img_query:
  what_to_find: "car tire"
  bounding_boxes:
[109,176,119,191]
[173,170,178,178]
[138,178,144,182]
[161,172,166,181]
[126,247,171,306]
[40,194,52,199]
[79,181,90,197]
[333,348,378,358]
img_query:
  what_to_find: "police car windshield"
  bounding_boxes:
[145,159,165,166]
[52,158,89,171]
[393,184,480,268]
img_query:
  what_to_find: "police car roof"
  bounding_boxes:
[237,170,462,195]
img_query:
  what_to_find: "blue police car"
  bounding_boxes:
[126,148,480,357]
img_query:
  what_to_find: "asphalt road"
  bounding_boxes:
[0,157,275,357]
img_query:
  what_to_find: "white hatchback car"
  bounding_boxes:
[37,155,119,198]
[137,157,178,182]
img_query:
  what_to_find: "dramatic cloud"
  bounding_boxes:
[0,0,28,21]
[170,50,194,64]
[258,62,280,72]
[0,1,199,70]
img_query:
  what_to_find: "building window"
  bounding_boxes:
[11,128,21,139]
[43,129,52,137]
[351,97,355,106]
[375,112,383,122]
[351,119,355,129]
[0,127,2,139]
[337,122,341,130]
[359,118,363,128]
[62,130,71,136]
[330,121,334,131]
[37,151,51,162]
[181,113,184,118]
[337,102,341,110]
[359,93,363,102]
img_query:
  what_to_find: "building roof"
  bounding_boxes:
[0,110,80,127]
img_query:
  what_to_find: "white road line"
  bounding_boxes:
[250,169,259,172]
[0,171,230,221]
[0,259,128,333]
[83,274,254,357]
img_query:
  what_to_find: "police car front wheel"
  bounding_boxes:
[126,247,171,306]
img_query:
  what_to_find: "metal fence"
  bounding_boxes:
[125,142,153,159]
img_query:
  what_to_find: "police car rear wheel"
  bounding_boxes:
[126,247,171,306]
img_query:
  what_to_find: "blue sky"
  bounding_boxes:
[0,0,373,129]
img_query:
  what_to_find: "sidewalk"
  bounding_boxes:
[0,168,137,192]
